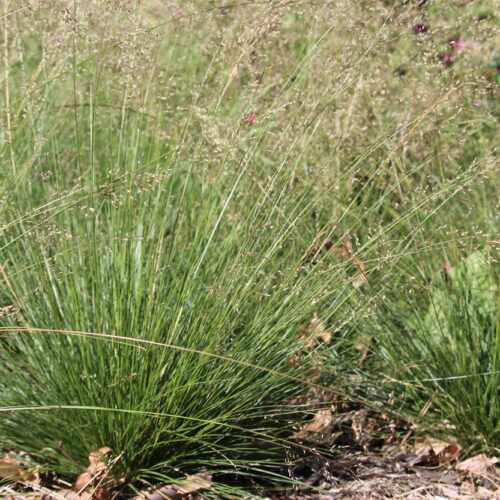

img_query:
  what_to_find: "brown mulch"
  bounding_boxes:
[270,452,500,499]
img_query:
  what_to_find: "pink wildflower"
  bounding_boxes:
[247,114,256,124]
[451,39,468,51]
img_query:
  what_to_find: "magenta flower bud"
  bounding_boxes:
[247,114,256,124]
[474,102,484,108]
[441,53,453,66]
[413,23,428,34]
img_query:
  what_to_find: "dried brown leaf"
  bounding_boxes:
[427,438,450,456]
[301,313,331,349]
[0,456,25,481]
[438,443,462,464]
[87,447,112,475]
[92,487,110,500]
[291,409,339,444]
[456,454,499,475]
[69,446,113,498]
[74,472,92,493]
[334,238,366,271]
[0,454,40,484]
[305,236,366,281]
[413,437,462,465]
[476,486,500,499]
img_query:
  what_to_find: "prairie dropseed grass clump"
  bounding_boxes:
[0,0,498,496]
